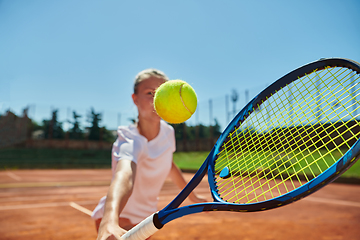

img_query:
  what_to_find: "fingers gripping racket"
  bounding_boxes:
[122,58,360,240]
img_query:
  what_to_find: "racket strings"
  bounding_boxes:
[240,70,360,200]
[214,66,360,204]
[217,108,348,202]
[240,69,358,201]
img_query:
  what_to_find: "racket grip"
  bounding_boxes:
[121,213,162,240]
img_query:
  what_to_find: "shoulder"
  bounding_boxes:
[112,124,146,164]
[113,124,147,151]
[117,124,138,139]
[115,124,145,143]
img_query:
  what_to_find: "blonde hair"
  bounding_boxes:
[134,69,169,94]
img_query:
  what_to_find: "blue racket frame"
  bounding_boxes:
[156,58,360,227]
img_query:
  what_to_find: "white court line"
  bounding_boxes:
[5,172,22,181]
[0,202,71,210]
[0,200,98,211]
[69,202,93,216]
[0,180,110,188]
[0,196,359,212]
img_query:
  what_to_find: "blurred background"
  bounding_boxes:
[1,0,360,155]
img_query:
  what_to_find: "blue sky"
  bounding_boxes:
[1,0,359,131]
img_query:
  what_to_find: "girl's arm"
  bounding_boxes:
[96,159,136,240]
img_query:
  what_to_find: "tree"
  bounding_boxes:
[101,127,116,142]
[213,118,222,138]
[69,111,83,140]
[171,123,185,141]
[30,119,42,132]
[198,124,209,139]
[87,108,102,141]
[43,109,64,139]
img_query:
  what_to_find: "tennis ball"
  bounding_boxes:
[154,80,197,124]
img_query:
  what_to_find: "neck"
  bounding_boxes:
[137,118,161,141]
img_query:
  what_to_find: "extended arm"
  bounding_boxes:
[96,159,136,240]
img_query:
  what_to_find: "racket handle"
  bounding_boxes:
[121,213,162,240]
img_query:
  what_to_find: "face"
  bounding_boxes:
[132,76,166,121]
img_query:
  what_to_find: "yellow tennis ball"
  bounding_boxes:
[154,80,197,124]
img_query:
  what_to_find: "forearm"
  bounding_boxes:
[101,160,136,223]
[103,173,133,221]
[96,160,136,240]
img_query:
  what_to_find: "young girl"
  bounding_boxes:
[92,69,206,240]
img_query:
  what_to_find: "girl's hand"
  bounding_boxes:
[97,220,127,240]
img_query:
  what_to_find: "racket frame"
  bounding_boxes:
[156,58,360,226]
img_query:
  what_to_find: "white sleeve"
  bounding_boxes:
[112,127,144,164]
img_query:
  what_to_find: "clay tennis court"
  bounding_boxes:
[0,169,359,240]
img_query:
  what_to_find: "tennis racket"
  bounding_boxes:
[122,58,360,240]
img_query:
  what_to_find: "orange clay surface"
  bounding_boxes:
[0,169,359,240]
